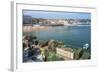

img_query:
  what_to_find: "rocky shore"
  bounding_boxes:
[23,34,90,62]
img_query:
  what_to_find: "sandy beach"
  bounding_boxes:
[23,26,48,32]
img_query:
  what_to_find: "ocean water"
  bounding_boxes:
[31,25,91,49]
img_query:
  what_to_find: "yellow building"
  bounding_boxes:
[56,48,74,60]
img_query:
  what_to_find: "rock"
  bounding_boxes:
[80,52,90,59]
[48,40,56,51]
[74,48,83,59]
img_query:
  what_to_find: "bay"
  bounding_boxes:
[31,25,91,49]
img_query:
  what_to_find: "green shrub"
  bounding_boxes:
[47,52,64,61]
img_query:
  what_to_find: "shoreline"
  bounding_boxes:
[23,24,90,32]
[23,26,48,32]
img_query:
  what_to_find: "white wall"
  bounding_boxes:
[0,0,100,73]
[16,0,97,7]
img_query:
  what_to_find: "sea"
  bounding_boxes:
[30,25,91,49]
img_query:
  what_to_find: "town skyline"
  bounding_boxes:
[23,10,91,19]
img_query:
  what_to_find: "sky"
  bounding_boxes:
[23,10,91,19]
